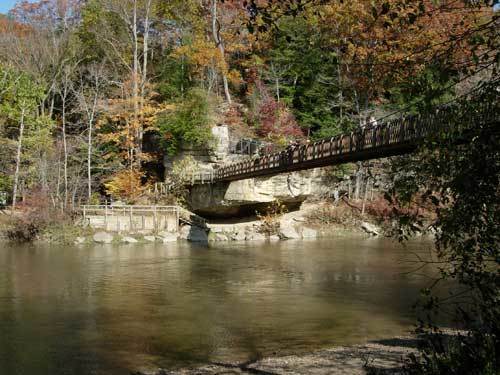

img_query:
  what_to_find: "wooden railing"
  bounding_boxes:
[212,103,497,182]
[80,205,207,231]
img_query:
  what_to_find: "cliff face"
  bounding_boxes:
[188,168,340,218]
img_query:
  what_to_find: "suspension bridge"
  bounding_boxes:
[186,102,497,185]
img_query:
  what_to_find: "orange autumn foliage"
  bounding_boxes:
[104,168,151,203]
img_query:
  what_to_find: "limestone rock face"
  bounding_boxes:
[189,168,336,217]
[93,232,114,244]
[230,231,247,242]
[279,225,301,240]
[211,125,230,159]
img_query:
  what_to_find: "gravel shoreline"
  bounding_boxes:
[133,336,419,375]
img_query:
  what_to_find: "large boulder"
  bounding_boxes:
[144,235,157,242]
[279,225,301,240]
[361,222,381,236]
[159,232,178,243]
[93,232,114,244]
[122,236,138,243]
[181,225,208,243]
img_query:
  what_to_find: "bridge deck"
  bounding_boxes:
[211,103,496,183]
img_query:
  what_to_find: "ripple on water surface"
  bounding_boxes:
[0,237,437,374]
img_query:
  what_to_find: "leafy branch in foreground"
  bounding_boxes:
[390,82,499,374]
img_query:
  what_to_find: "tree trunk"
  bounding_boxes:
[276,77,280,102]
[132,0,140,163]
[87,113,93,201]
[87,93,98,201]
[12,108,26,209]
[354,162,364,201]
[62,84,68,209]
[211,0,232,104]
[141,0,151,96]
[361,177,370,216]
[138,0,152,158]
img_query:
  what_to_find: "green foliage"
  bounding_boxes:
[265,17,354,138]
[0,67,45,117]
[78,0,129,63]
[390,84,499,374]
[389,64,458,113]
[157,88,214,155]
[155,49,194,101]
[0,66,53,192]
[0,174,11,193]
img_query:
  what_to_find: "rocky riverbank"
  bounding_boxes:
[1,199,396,245]
[70,201,386,245]
[132,336,419,375]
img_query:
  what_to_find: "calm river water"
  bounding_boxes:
[0,237,436,374]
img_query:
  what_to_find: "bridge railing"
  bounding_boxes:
[214,101,496,182]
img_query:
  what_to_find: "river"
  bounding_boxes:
[0,236,437,374]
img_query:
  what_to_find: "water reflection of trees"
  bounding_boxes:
[0,238,439,372]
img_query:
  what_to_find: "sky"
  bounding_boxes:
[0,0,23,14]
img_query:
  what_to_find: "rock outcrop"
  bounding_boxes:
[189,168,339,218]
[93,232,114,244]
[180,225,209,243]
[279,225,301,240]
[361,222,381,236]
[158,231,178,243]
[122,236,138,243]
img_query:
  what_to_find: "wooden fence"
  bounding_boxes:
[81,205,206,232]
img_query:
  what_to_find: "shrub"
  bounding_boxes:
[6,216,41,242]
[256,200,288,235]
[4,190,86,243]
[305,202,355,226]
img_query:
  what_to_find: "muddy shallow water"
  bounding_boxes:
[0,237,437,374]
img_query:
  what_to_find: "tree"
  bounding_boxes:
[157,88,214,156]
[390,82,499,374]
[0,67,51,208]
[74,64,107,201]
